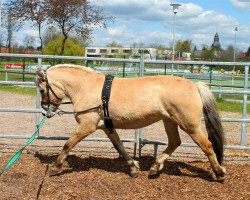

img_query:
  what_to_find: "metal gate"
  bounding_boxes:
[0,53,250,158]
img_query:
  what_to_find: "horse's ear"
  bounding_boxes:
[36,68,45,81]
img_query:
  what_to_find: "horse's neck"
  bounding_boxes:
[51,68,99,103]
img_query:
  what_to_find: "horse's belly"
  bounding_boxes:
[99,112,166,129]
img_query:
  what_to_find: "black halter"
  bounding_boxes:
[41,70,62,111]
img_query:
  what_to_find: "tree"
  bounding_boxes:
[23,34,35,49]
[42,26,60,47]
[130,42,145,49]
[175,40,193,52]
[2,13,20,53]
[220,45,234,62]
[45,0,113,55]
[246,46,250,57]
[201,47,215,61]
[106,41,123,47]
[43,35,85,56]
[4,0,47,52]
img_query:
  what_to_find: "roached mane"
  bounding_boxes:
[47,64,101,74]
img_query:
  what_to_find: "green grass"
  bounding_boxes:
[0,85,36,95]
[216,98,249,113]
[0,71,36,82]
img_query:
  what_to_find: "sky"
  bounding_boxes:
[1,0,250,51]
[90,0,250,51]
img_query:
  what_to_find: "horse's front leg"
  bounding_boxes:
[50,119,97,176]
[103,129,140,177]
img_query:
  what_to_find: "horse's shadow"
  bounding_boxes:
[35,153,213,181]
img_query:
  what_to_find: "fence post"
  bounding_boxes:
[86,60,89,68]
[5,71,8,81]
[164,58,167,75]
[219,85,222,99]
[139,50,144,77]
[240,65,249,146]
[35,58,42,134]
[38,57,42,69]
[209,66,212,85]
[22,58,25,82]
[123,55,126,77]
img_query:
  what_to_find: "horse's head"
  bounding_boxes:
[35,68,65,118]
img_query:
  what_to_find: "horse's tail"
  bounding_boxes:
[196,82,224,164]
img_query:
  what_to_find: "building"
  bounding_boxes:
[85,47,191,61]
[0,47,39,54]
[212,32,221,50]
[193,32,222,60]
[85,47,157,60]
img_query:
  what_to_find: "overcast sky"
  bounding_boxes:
[2,0,250,51]
[90,0,250,51]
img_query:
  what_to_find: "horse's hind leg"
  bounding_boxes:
[103,129,140,177]
[149,119,181,176]
[50,121,96,175]
[188,128,226,181]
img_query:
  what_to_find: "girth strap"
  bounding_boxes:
[101,74,114,133]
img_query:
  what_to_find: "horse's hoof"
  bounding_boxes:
[49,165,62,176]
[148,168,159,176]
[130,171,139,178]
[148,173,160,179]
[216,176,225,183]
[214,166,226,182]
[148,162,163,178]
[148,169,160,179]
[129,160,140,178]
[49,169,60,176]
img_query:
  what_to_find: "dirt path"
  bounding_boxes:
[0,153,249,200]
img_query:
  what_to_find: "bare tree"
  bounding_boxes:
[42,26,60,47]
[45,0,114,55]
[23,34,35,49]
[2,13,20,53]
[106,41,123,47]
[4,0,46,52]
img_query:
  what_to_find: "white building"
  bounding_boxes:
[85,47,157,60]
[85,46,191,61]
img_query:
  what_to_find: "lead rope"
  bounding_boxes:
[0,116,47,176]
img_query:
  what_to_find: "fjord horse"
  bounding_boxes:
[35,64,226,181]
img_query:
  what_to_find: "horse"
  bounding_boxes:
[35,64,226,181]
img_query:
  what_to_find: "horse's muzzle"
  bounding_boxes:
[41,109,56,118]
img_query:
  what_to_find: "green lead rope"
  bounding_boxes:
[0,116,47,176]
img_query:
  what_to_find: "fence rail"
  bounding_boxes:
[0,53,249,158]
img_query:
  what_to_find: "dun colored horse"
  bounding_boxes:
[35,64,226,181]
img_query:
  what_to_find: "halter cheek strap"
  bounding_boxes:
[43,70,63,110]
[44,70,51,109]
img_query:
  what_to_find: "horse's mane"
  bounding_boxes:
[47,64,101,74]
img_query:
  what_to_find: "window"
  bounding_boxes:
[87,49,96,53]
[100,49,107,53]
[123,49,131,54]
[111,49,118,53]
